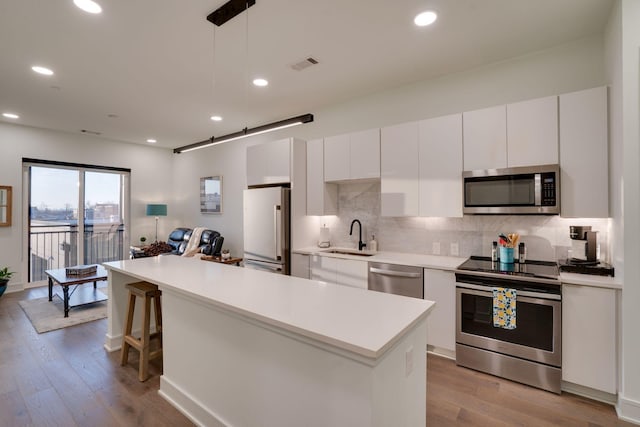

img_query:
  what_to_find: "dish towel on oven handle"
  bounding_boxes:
[493,287,517,329]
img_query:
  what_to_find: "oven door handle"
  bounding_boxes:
[456,282,561,301]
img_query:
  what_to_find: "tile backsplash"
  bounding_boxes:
[316,181,610,262]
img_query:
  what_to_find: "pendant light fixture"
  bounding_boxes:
[174,0,314,154]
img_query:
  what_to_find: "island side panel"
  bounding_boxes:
[158,288,428,427]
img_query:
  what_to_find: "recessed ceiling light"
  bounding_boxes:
[210,115,222,121]
[253,78,268,87]
[147,139,157,143]
[32,66,54,76]
[73,0,102,14]
[2,113,19,119]
[414,11,437,27]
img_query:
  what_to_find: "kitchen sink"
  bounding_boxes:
[322,249,376,257]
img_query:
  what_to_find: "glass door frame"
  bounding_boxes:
[22,158,131,286]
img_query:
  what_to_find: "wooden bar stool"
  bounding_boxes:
[120,281,163,381]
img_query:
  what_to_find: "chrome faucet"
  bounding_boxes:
[349,219,367,251]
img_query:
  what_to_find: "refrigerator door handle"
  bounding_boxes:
[274,205,281,260]
[245,259,283,273]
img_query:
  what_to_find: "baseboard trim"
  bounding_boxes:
[103,326,151,352]
[427,345,455,360]
[5,283,25,293]
[561,381,617,405]
[617,394,640,425]
[159,375,228,427]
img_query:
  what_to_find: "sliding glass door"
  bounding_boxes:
[25,161,130,283]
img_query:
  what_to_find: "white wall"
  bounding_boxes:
[606,0,640,422]
[0,122,173,290]
[173,35,606,256]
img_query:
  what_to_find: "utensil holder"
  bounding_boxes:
[499,246,514,264]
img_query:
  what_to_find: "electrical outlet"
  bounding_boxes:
[432,242,440,255]
[405,346,414,377]
[450,242,459,256]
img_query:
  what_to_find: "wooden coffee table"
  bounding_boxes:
[45,266,108,318]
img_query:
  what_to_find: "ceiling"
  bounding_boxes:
[0,0,613,149]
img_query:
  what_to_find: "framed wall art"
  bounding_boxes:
[200,176,222,214]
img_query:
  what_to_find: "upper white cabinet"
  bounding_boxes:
[423,269,456,355]
[463,105,507,171]
[247,138,291,186]
[562,283,617,394]
[323,134,350,181]
[418,114,463,217]
[559,86,609,218]
[306,138,338,216]
[324,129,380,182]
[463,97,559,171]
[507,96,559,167]
[381,122,420,217]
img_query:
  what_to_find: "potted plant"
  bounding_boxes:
[0,266,14,298]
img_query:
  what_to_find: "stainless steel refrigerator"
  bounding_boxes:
[243,187,290,275]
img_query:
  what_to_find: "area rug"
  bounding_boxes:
[19,293,107,333]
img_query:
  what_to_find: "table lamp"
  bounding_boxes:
[146,204,167,242]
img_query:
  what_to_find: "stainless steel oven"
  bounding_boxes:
[455,257,562,393]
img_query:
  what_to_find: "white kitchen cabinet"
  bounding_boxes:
[291,253,310,279]
[381,121,420,216]
[246,138,291,186]
[559,86,609,218]
[309,255,368,289]
[423,269,456,355]
[562,283,617,394]
[418,114,463,217]
[507,96,558,167]
[334,258,368,289]
[310,254,336,284]
[306,138,338,216]
[349,128,380,180]
[324,129,380,182]
[323,134,350,182]
[462,105,507,171]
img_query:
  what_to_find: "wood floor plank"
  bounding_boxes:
[0,389,32,427]
[23,387,78,427]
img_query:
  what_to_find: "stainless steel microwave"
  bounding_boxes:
[463,164,560,214]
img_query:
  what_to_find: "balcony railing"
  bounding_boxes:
[30,223,125,281]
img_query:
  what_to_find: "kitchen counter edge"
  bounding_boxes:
[293,247,466,271]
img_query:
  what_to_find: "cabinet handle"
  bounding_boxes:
[369,267,421,278]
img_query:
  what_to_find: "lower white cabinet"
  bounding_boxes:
[291,254,310,279]
[562,284,617,394]
[310,255,368,289]
[423,269,456,354]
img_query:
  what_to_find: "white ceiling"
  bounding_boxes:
[0,0,613,149]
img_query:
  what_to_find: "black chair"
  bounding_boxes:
[167,228,191,254]
[177,229,224,256]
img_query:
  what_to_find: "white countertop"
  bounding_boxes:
[294,246,466,271]
[560,272,622,289]
[103,255,434,360]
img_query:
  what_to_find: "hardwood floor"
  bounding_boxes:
[0,285,631,426]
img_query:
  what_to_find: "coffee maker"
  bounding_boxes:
[569,225,597,264]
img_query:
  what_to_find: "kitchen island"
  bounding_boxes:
[103,255,434,427]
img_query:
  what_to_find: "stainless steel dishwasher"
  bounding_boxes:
[368,262,423,299]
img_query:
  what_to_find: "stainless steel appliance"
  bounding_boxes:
[569,225,597,263]
[368,262,423,299]
[243,187,290,275]
[463,164,560,214]
[455,256,562,393]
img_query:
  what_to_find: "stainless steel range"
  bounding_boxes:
[455,256,562,393]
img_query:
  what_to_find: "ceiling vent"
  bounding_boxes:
[80,129,101,135]
[290,57,319,71]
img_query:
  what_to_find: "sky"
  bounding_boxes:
[30,166,122,210]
